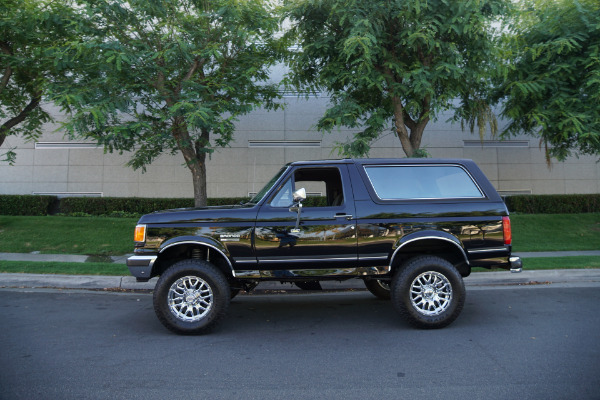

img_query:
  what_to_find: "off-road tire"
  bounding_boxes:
[391,256,465,329]
[363,279,391,300]
[153,259,231,335]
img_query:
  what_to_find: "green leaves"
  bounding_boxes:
[37,0,284,206]
[499,0,600,161]
[1,0,76,159]
[285,0,506,157]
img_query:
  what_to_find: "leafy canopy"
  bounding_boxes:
[0,0,74,163]
[498,0,600,161]
[51,0,284,205]
[283,0,508,157]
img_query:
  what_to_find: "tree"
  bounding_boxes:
[53,0,283,206]
[0,0,73,164]
[497,0,600,161]
[283,0,508,157]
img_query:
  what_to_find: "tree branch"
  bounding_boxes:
[0,65,11,94]
[0,89,42,147]
[183,58,201,82]
[402,110,417,131]
[392,96,415,156]
[0,41,13,94]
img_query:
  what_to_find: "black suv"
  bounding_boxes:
[127,158,522,334]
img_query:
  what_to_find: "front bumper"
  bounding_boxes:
[126,255,157,282]
[509,256,522,273]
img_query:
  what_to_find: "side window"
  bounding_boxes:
[364,165,483,200]
[269,167,345,208]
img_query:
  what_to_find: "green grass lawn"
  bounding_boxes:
[0,213,598,275]
[523,256,600,269]
[0,260,129,275]
[473,256,600,272]
[1,213,598,255]
[511,213,600,252]
[0,216,136,255]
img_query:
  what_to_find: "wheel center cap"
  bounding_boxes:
[423,286,435,299]
[185,291,197,304]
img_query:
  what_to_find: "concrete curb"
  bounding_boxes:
[2,250,599,264]
[2,269,600,292]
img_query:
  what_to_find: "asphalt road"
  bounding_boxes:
[1,286,599,400]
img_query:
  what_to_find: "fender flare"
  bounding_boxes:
[158,236,235,275]
[389,230,469,268]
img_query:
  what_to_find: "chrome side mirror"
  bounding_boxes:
[292,188,306,203]
[289,188,306,233]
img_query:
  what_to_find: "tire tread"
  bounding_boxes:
[153,259,231,335]
[391,255,465,329]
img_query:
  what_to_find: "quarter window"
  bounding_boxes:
[364,165,483,200]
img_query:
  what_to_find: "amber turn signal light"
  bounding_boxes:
[134,224,146,242]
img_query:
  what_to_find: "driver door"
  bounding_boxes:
[254,165,357,270]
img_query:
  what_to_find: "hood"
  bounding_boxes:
[138,203,258,225]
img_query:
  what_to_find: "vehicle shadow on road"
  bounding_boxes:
[222,292,408,333]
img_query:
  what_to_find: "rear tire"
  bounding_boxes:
[294,280,322,290]
[153,259,231,335]
[391,256,465,329]
[363,279,391,300]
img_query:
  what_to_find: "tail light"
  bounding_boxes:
[502,216,512,245]
[134,224,146,243]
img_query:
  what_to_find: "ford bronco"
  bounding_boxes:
[127,158,522,334]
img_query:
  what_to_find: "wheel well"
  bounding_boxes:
[152,243,233,279]
[390,238,470,277]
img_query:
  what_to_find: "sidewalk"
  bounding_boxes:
[1,250,599,264]
[1,269,600,292]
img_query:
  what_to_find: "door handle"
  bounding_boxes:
[335,213,353,220]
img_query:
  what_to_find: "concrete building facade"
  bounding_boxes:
[1,95,599,198]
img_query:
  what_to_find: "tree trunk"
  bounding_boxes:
[190,128,210,208]
[191,159,207,208]
[172,118,209,207]
[392,96,429,157]
[392,97,414,157]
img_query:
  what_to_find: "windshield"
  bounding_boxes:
[248,166,289,204]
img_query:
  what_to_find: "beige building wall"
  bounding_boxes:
[1,97,599,198]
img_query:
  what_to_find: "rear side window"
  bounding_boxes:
[364,165,483,200]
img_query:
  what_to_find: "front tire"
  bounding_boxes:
[391,256,465,329]
[153,259,231,335]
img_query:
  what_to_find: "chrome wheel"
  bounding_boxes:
[410,271,452,316]
[376,280,390,291]
[364,278,391,299]
[168,276,213,322]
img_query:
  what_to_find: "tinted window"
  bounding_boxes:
[364,165,483,199]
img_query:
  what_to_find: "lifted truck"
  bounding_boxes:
[127,158,522,334]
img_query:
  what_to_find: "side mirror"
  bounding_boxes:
[292,188,307,203]
[289,188,306,233]
[289,187,307,213]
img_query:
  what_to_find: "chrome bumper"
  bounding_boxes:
[126,255,157,282]
[509,256,523,273]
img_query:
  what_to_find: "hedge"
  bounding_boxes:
[58,195,327,215]
[58,196,252,216]
[0,195,58,216]
[504,194,600,214]
[1,193,599,216]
